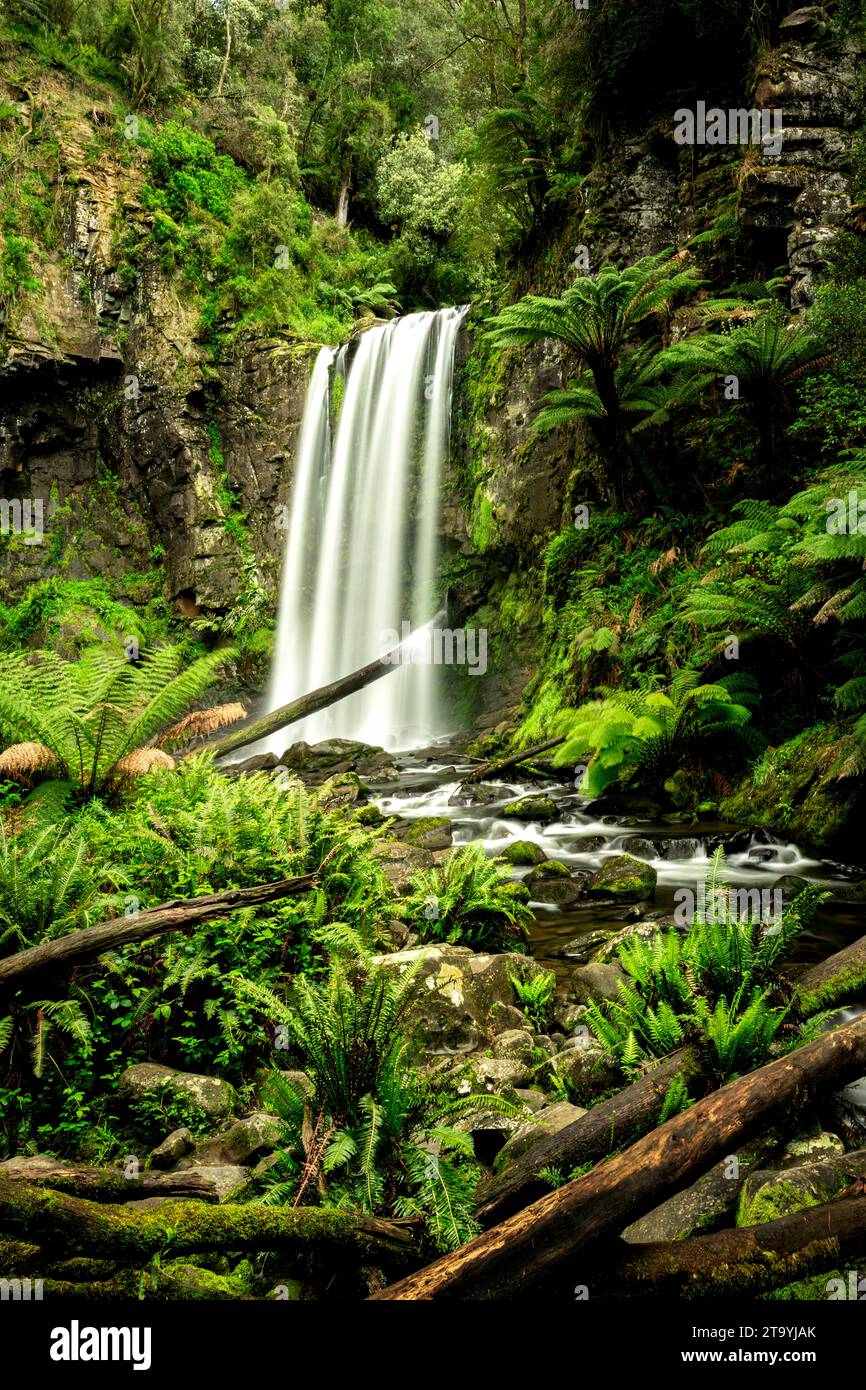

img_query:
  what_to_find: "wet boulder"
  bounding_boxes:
[587,854,657,903]
[501,793,558,823]
[398,816,453,851]
[498,840,548,866]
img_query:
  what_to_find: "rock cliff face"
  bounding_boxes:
[0,6,862,672]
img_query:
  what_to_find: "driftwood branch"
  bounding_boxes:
[201,639,412,762]
[371,1012,866,1299]
[463,736,567,785]
[0,874,317,989]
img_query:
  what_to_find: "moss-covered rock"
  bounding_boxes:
[499,840,547,866]
[720,724,865,856]
[501,793,558,822]
[525,858,571,882]
[587,854,657,902]
[400,816,453,850]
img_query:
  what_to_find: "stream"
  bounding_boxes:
[364,742,866,986]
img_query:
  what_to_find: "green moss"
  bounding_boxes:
[471,486,501,553]
[501,794,557,822]
[588,854,656,902]
[499,840,547,866]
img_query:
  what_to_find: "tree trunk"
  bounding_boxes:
[0,1179,413,1263]
[463,736,567,785]
[595,1192,866,1298]
[198,637,410,762]
[477,931,866,1228]
[0,873,317,990]
[214,11,231,97]
[0,1162,219,1204]
[371,1012,866,1299]
[336,167,351,228]
[476,1046,705,1226]
[796,932,866,1015]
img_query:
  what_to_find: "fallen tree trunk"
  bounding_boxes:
[371,1012,866,1299]
[0,1179,414,1263]
[0,873,317,989]
[476,1046,705,1227]
[463,736,567,785]
[796,932,866,1015]
[595,1191,866,1299]
[478,926,866,1227]
[0,1162,218,1203]
[199,639,410,762]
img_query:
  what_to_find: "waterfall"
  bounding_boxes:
[266,306,466,752]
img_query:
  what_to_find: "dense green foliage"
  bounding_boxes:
[584,851,828,1081]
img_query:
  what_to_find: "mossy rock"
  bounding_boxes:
[587,854,657,903]
[501,879,532,905]
[737,1150,866,1228]
[525,858,571,883]
[501,794,557,822]
[354,803,385,826]
[401,816,453,850]
[499,840,547,866]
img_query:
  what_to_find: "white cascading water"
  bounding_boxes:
[266,306,466,751]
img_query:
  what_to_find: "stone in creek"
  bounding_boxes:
[525,859,572,884]
[620,835,660,860]
[591,919,676,963]
[498,839,548,866]
[370,839,434,893]
[398,815,453,851]
[570,961,629,1004]
[573,835,607,853]
[448,781,501,807]
[587,854,657,902]
[664,837,703,859]
[501,793,558,822]
[528,877,585,907]
[558,929,616,963]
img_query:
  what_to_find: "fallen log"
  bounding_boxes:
[476,1046,705,1227]
[0,1179,414,1263]
[595,1191,866,1299]
[0,1161,218,1203]
[796,932,866,1015]
[371,1012,866,1299]
[462,736,567,785]
[0,873,317,989]
[199,637,413,762]
[478,924,866,1226]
